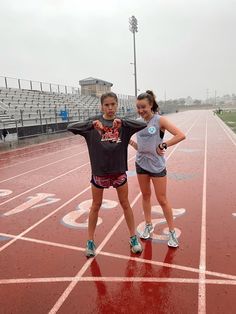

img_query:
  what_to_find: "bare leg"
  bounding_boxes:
[88,184,104,240]
[151,176,174,231]
[137,174,152,224]
[116,182,135,236]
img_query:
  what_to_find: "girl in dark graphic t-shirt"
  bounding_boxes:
[68,92,146,257]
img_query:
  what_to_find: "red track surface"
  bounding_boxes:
[0,111,235,314]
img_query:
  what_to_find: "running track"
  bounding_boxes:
[0,110,235,314]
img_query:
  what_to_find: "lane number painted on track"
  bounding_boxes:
[61,199,118,229]
[137,205,186,243]
[2,193,60,216]
[0,189,12,196]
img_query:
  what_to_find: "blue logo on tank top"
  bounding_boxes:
[148,126,156,134]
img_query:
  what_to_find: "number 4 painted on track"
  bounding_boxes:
[3,193,60,216]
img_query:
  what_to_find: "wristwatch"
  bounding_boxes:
[158,142,167,150]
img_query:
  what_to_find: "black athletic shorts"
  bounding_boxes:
[135,162,167,177]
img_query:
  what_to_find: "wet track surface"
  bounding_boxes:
[0,111,235,314]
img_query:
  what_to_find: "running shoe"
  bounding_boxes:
[168,230,179,248]
[85,240,96,257]
[129,235,143,253]
[139,223,154,239]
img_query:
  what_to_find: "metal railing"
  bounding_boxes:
[0,77,137,145]
[0,75,80,94]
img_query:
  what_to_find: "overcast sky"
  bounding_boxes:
[0,0,235,99]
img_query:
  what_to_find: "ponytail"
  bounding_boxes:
[146,90,159,113]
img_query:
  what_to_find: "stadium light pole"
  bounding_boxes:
[129,15,138,97]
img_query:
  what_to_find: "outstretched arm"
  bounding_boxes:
[122,118,147,135]
[67,120,94,135]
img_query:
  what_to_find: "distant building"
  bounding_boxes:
[185,96,193,106]
[79,77,113,97]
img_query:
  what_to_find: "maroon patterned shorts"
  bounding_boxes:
[91,173,127,189]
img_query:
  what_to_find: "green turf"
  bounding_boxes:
[217,111,236,134]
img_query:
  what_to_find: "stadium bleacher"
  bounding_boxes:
[0,83,136,133]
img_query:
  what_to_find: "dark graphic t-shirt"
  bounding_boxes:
[67,115,146,176]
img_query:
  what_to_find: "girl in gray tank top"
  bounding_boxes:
[129,90,186,248]
[136,114,166,173]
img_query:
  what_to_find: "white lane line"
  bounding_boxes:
[0,151,137,251]
[0,112,192,184]
[0,161,90,207]
[0,141,85,170]
[214,115,236,146]
[0,185,91,253]
[1,232,236,281]
[0,277,236,285]
[167,116,199,159]
[0,135,79,160]
[198,115,208,314]
[0,150,87,183]
[0,112,189,167]
[48,116,200,314]
[0,146,136,208]
[48,192,141,314]
[102,251,236,281]
[0,232,86,252]
[0,115,198,310]
[77,277,236,285]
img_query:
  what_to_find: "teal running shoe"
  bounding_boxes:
[85,240,96,257]
[129,235,143,254]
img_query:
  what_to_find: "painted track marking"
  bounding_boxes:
[0,161,90,207]
[0,150,87,183]
[48,117,201,313]
[198,114,208,314]
[1,232,236,281]
[0,140,86,169]
[3,113,233,312]
[1,277,236,285]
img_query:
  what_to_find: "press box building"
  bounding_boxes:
[79,77,113,97]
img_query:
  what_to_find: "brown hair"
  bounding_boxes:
[137,90,159,113]
[100,92,118,105]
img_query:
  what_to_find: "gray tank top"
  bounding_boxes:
[136,114,166,173]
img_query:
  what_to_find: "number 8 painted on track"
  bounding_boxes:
[61,199,118,229]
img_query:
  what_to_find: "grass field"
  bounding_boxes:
[217,111,236,134]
